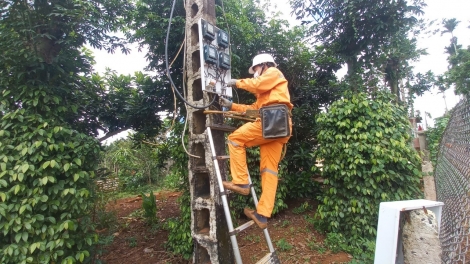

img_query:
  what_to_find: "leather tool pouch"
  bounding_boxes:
[260,104,290,139]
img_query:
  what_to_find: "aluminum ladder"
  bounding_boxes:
[207,127,280,264]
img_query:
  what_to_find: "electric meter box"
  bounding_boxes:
[204,44,218,65]
[198,18,232,98]
[202,20,215,41]
[217,29,229,48]
[219,52,231,70]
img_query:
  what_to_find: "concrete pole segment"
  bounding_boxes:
[184,0,233,263]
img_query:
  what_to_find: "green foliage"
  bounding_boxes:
[88,190,118,263]
[283,145,323,199]
[163,192,192,260]
[323,233,347,253]
[0,112,101,263]
[275,238,293,252]
[141,191,158,225]
[291,0,427,98]
[0,0,150,140]
[101,139,162,191]
[437,18,470,99]
[158,122,192,260]
[91,70,172,141]
[92,189,119,232]
[280,220,290,228]
[348,238,376,263]
[314,91,423,248]
[243,234,260,243]
[446,47,470,98]
[426,115,450,167]
[127,237,137,248]
[0,0,147,262]
[306,237,326,254]
[292,201,312,215]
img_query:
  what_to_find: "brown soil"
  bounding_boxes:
[99,191,352,264]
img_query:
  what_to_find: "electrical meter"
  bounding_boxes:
[217,29,229,48]
[202,21,215,41]
[218,52,231,70]
[204,44,218,65]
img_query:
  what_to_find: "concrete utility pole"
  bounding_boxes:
[184,0,233,263]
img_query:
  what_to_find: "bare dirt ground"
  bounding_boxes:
[99,191,352,264]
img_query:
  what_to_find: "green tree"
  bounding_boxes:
[438,18,470,98]
[441,18,460,56]
[92,69,173,142]
[446,47,470,98]
[0,0,147,262]
[291,0,426,93]
[314,91,422,249]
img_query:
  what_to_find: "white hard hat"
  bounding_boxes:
[248,53,277,74]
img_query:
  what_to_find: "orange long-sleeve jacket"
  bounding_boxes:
[231,67,293,112]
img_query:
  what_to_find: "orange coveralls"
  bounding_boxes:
[229,67,293,218]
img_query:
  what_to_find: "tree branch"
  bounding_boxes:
[98,128,129,142]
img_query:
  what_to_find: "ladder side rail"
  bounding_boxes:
[247,171,276,254]
[248,172,260,206]
[206,127,244,264]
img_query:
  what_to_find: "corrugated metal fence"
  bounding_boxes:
[435,98,470,263]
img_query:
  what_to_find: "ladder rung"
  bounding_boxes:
[230,220,255,235]
[256,252,279,264]
[193,166,209,173]
[216,155,230,160]
[207,124,237,132]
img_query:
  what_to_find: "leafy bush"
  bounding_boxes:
[323,233,347,253]
[426,114,450,167]
[163,192,192,260]
[141,191,158,225]
[101,140,162,192]
[158,122,192,260]
[283,143,323,199]
[292,201,312,214]
[275,238,293,251]
[314,91,423,248]
[0,112,100,263]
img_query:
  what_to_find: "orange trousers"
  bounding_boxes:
[227,119,290,218]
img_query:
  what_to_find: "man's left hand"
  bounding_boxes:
[226,79,237,87]
[219,97,232,110]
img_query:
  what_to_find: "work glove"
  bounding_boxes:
[226,79,238,87]
[219,97,232,110]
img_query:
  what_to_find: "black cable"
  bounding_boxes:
[165,0,217,109]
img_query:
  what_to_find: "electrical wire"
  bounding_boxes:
[164,39,185,135]
[166,0,217,109]
[182,51,201,158]
[180,0,201,158]
[142,34,185,148]
[219,0,232,56]
[219,0,238,104]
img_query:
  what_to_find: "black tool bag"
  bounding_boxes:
[260,104,290,139]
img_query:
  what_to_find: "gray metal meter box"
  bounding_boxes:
[198,18,233,98]
[202,20,215,41]
[204,44,218,65]
[217,29,229,48]
[218,52,231,70]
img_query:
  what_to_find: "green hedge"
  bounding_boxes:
[0,110,100,264]
[314,91,423,246]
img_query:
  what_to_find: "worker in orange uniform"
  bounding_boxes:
[219,53,293,229]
